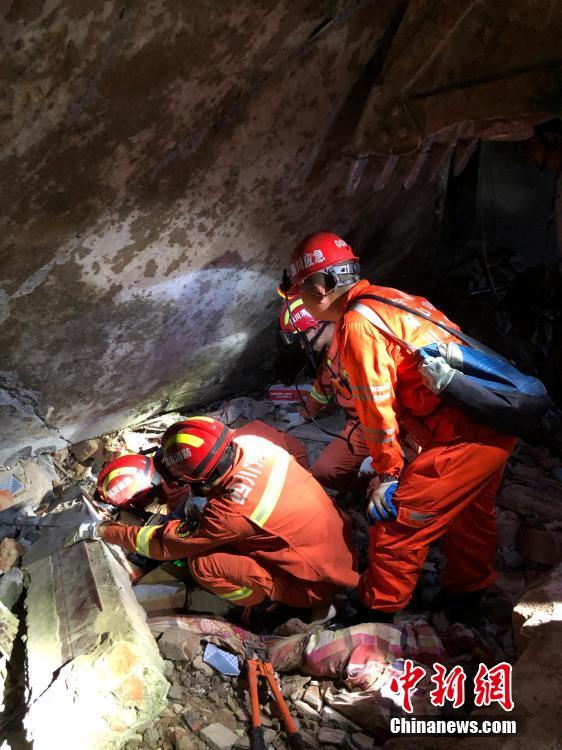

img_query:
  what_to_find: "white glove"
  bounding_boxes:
[64,521,101,547]
[367,475,399,523]
[357,456,376,478]
[281,412,307,430]
[419,355,455,394]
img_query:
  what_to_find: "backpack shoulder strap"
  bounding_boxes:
[350,293,498,357]
[350,302,418,356]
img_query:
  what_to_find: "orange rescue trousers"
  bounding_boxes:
[360,408,517,611]
[190,551,342,607]
[310,418,370,493]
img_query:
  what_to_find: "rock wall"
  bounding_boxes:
[0,0,452,464]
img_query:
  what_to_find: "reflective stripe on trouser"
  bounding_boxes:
[310,419,369,492]
[189,551,341,608]
[359,419,516,611]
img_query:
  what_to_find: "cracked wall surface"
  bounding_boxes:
[1,0,450,465]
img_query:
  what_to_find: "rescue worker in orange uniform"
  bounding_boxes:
[278,297,370,492]
[282,232,516,618]
[93,420,309,514]
[67,416,358,610]
[95,451,191,515]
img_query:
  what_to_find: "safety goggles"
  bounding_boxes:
[281,261,360,296]
[152,448,188,486]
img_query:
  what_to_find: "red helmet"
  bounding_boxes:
[286,232,359,294]
[279,297,318,344]
[162,417,234,481]
[97,453,159,508]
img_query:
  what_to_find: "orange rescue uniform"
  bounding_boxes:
[236,419,309,469]
[300,337,369,491]
[102,433,358,607]
[337,280,516,611]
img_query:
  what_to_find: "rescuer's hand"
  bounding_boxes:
[64,521,101,547]
[357,456,376,478]
[419,355,455,394]
[367,476,399,523]
[280,412,307,430]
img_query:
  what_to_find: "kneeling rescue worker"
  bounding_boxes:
[67,416,359,611]
[278,296,370,493]
[95,450,190,515]
[283,232,517,619]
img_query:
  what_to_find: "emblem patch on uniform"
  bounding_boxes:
[175,518,198,538]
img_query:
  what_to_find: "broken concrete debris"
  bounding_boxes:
[0,537,26,573]
[158,627,202,662]
[200,722,240,750]
[69,438,101,463]
[0,456,56,514]
[0,403,560,750]
[0,601,18,712]
[0,568,24,611]
[512,562,562,653]
[134,580,187,615]
[22,513,168,750]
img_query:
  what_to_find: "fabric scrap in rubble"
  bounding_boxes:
[148,614,446,731]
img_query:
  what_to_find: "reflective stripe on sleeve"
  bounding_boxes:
[249,448,290,528]
[135,524,163,557]
[363,426,396,443]
[220,586,254,601]
[349,384,391,403]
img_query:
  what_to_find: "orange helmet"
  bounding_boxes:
[97,453,160,508]
[162,417,234,481]
[279,297,318,345]
[284,232,359,295]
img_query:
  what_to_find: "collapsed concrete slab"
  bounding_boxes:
[134,581,187,615]
[22,512,169,750]
[0,601,18,713]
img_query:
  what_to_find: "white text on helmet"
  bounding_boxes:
[166,447,192,465]
[334,239,348,248]
[107,475,134,498]
[290,249,326,278]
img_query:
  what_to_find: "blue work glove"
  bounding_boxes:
[367,475,399,523]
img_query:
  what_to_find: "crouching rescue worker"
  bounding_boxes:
[278,296,370,492]
[66,416,358,612]
[283,232,517,619]
[94,420,308,517]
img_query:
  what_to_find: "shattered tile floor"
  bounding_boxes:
[0,394,561,750]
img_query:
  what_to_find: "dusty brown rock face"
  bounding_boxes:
[2,1,559,466]
[0,0,451,465]
[70,439,101,463]
[0,537,26,573]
